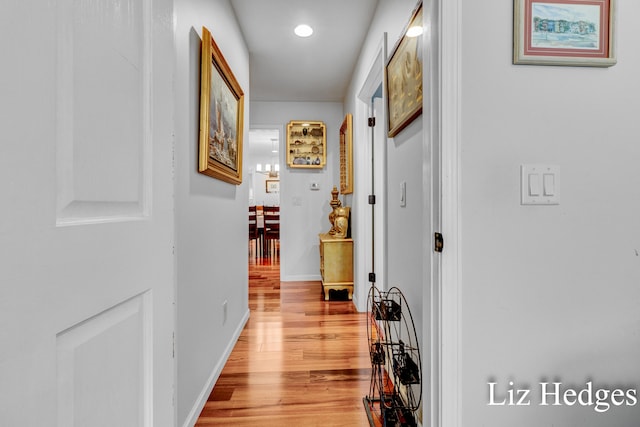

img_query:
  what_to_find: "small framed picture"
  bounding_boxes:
[265,180,280,193]
[513,0,616,67]
[286,121,326,169]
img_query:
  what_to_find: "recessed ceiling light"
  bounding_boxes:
[294,24,313,38]
[406,25,424,37]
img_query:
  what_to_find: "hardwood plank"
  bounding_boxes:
[194,255,372,426]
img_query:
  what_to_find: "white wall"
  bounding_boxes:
[345,0,640,425]
[251,101,344,281]
[339,4,429,424]
[246,135,281,207]
[343,0,422,313]
[460,1,640,425]
[174,1,250,425]
[343,0,426,354]
[249,170,280,207]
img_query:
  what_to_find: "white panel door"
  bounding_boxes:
[0,0,175,426]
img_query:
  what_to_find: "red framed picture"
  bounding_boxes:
[513,0,616,67]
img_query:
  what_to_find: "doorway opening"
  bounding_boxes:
[248,128,281,264]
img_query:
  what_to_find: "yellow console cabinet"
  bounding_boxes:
[318,233,354,300]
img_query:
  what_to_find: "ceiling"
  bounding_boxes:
[229,0,380,103]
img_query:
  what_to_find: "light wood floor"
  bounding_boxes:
[194,252,373,426]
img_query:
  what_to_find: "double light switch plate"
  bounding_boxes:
[521,165,559,205]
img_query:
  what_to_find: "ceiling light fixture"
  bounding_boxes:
[406,25,424,37]
[294,24,313,38]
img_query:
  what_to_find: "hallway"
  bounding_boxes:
[194,256,372,426]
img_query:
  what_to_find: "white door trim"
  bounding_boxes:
[354,34,387,312]
[431,0,463,425]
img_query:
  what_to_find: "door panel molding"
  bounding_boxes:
[57,291,152,427]
[55,0,153,226]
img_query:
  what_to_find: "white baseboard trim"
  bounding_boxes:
[181,308,250,427]
[280,274,321,282]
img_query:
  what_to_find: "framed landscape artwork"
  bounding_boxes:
[386,1,423,138]
[513,0,616,67]
[198,26,245,184]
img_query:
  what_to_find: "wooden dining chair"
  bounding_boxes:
[248,206,260,257]
[262,205,280,257]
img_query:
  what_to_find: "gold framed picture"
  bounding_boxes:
[198,26,245,184]
[339,114,353,194]
[286,120,326,169]
[386,1,423,138]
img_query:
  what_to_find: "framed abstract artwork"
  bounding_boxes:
[198,26,245,184]
[513,0,616,67]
